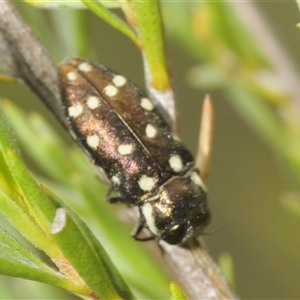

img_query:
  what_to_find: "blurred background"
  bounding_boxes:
[1,1,300,299]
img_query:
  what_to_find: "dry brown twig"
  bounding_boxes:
[0,1,236,299]
[0,0,66,128]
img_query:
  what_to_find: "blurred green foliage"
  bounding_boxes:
[1,1,300,299]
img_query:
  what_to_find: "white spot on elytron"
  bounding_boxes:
[66,71,77,81]
[145,124,158,138]
[138,175,156,192]
[112,75,127,87]
[141,203,158,235]
[86,134,100,149]
[111,175,121,186]
[103,84,118,97]
[78,62,92,72]
[87,96,100,109]
[169,154,183,172]
[191,171,206,191]
[172,133,181,141]
[68,104,84,118]
[118,144,133,156]
[140,97,154,111]
[50,208,67,234]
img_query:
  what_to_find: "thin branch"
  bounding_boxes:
[0,2,236,299]
[0,0,66,128]
[160,239,236,300]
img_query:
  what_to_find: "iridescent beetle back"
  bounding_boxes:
[58,58,210,244]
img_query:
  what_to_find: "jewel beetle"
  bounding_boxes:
[58,58,210,245]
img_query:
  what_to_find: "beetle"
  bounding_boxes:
[58,58,210,245]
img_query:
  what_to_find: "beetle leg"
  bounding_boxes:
[131,222,155,241]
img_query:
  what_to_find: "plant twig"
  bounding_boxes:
[160,239,236,299]
[0,0,66,128]
[0,2,236,299]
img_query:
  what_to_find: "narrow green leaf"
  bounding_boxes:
[82,0,138,45]
[0,188,55,257]
[133,1,169,90]
[4,144,59,239]
[0,227,88,295]
[46,189,136,300]
[170,282,187,300]
[24,0,86,9]
[0,102,21,155]
[24,0,121,9]
[0,104,59,256]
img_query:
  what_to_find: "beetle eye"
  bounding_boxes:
[162,224,187,245]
